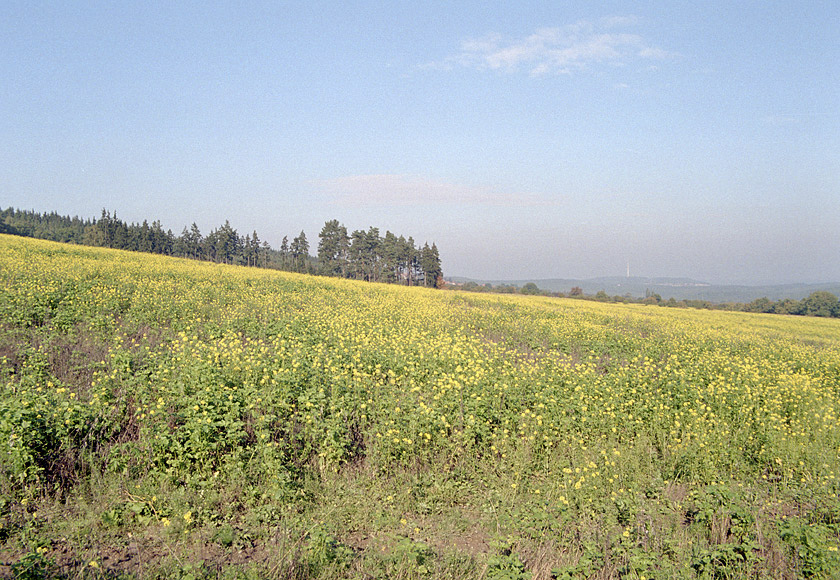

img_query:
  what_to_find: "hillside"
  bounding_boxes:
[2,235,839,579]
[451,275,840,303]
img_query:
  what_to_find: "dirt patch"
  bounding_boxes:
[662,482,690,505]
[45,330,110,392]
[0,534,287,579]
[448,528,491,556]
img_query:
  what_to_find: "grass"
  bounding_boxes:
[0,233,839,579]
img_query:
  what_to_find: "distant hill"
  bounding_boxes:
[447,276,840,303]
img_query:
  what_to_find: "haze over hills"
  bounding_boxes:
[448,276,840,304]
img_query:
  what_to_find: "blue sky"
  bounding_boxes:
[2,1,838,284]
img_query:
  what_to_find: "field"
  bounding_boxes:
[1,234,839,579]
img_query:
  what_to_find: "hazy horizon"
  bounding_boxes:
[3,3,838,286]
[448,273,840,287]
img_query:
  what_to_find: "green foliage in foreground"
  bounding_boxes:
[1,235,839,579]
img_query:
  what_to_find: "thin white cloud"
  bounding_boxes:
[432,18,672,76]
[311,174,559,207]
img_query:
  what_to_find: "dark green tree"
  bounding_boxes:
[318,220,349,276]
[772,298,801,315]
[348,229,370,280]
[219,221,242,264]
[279,236,290,270]
[205,221,241,264]
[137,220,152,252]
[365,227,382,282]
[177,223,202,259]
[149,220,173,255]
[290,231,310,272]
[380,231,401,283]
[246,230,261,266]
[348,229,364,279]
[799,291,840,317]
[747,297,774,313]
[420,242,443,288]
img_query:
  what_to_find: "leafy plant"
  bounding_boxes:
[779,518,840,578]
[305,525,355,573]
[690,542,760,579]
[487,541,531,580]
[10,549,58,580]
[552,541,603,579]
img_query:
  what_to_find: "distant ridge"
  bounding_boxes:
[447,276,840,303]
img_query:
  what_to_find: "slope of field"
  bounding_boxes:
[1,234,839,579]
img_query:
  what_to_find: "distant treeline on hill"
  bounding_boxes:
[0,208,442,288]
[450,280,840,319]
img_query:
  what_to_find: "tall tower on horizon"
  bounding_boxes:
[627,260,630,278]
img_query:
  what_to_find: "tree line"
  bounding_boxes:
[453,280,840,318]
[0,208,442,287]
[317,220,442,287]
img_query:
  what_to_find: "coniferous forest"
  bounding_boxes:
[0,207,443,288]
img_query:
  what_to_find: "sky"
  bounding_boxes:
[2,1,838,285]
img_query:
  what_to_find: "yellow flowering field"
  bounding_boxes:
[1,234,838,578]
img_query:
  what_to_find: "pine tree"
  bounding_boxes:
[318,220,349,276]
[280,236,290,270]
[290,231,309,272]
[422,242,443,288]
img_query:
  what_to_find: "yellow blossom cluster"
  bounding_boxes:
[2,234,839,506]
